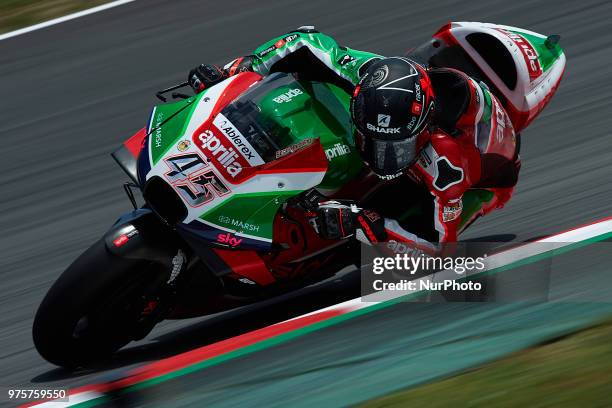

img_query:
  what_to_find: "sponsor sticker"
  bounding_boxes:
[377,114,391,128]
[113,234,129,248]
[492,98,506,143]
[338,55,356,66]
[217,232,243,247]
[112,227,138,248]
[194,129,246,178]
[443,199,463,222]
[367,123,400,134]
[273,88,303,103]
[212,113,265,166]
[418,150,432,167]
[218,215,261,232]
[153,112,165,149]
[284,34,299,43]
[275,138,314,159]
[192,115,265,182]
[177,140,191,152]
[257,45,276,58]
[386,240,425,256]
[325,143,351,160]
[496,29,542,79]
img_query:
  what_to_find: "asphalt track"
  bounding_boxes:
[1,0,612,405]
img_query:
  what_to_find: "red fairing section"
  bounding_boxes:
[261,139,328,173]
[433,22,459,46]
[124,127,147,158]
[237,138,329,184]
[213,249,276,286]
[211,72,262,116]
[205,138,328,185]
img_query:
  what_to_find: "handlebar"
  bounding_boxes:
[155,81,190,102]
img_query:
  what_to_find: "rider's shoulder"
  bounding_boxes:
[429,130,480,170]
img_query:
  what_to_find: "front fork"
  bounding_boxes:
[103,208,190,339]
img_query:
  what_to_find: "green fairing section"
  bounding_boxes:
[149,95,199,164]
[251,31,381,86]
[509,29,564,73]
[200,191,300,239]
[257,79,363,189]
[198,76,364,240]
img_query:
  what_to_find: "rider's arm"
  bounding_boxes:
[315,199,457,255]
[409,133,479,244]
[348,196,462,256]
[357,214,441,254]
[351,133,479,251]
[376,198,462,250]
[223,26,382,91]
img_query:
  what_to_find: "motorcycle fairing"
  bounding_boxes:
[139,72,361,250]
[427,22,566,132]
[111,127,147,184]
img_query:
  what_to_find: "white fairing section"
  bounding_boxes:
[447,22,566,127]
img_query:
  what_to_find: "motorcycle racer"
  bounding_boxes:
[187,26,520,251]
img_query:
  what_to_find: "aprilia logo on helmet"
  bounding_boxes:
[366,123,400,134]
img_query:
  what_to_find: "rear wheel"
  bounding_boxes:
[33,239,169,368]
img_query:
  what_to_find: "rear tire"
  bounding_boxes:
[33,239,168,368]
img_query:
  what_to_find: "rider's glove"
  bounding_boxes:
[188,64,227,93]
[313,201,359,240]
[353,209,388,244]
[312,201,387,243]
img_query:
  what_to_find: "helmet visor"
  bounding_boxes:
[372,137,417,175]
[356,130,417,177]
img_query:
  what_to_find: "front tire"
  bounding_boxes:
[33,239,168,368]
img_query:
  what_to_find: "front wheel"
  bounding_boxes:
[33,239,169,368]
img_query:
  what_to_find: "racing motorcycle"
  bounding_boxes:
[33,22,566,367]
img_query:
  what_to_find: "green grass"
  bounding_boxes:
[362,320,612,408]
[0,0,111,34]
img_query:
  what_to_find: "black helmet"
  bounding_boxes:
[351,57,435,179]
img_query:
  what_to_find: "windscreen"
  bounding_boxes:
[220,99,286,162]
[219,73,326,162]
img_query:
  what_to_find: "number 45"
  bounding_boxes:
[164,153,230,207]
